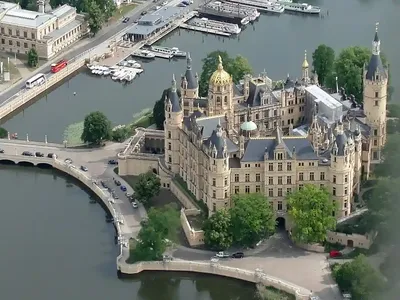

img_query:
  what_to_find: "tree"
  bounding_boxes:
[287,185,336,244]
[374,134,400,178]
[26,0,37,11]
[147,203,180,242]
[332,255,385,300]
[152,88,182,130]
[111,126,130,142]
[27,48,38,68]
[133,172,161,207]
[198,51,252,97]
[230,193,275,247]
[203,209,233,250]
[0,127,8,139]
[312,44,335,86]
[86,0,104,36]
[81,111,111,145]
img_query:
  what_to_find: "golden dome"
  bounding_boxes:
[209,56,232,86]
[302,50,309,68]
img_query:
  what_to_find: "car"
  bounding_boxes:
[101,181,108,188]
[162,255,173,261]
[80,165,88,172]
[126,192,132,197]
[114,180,121,186]
[35,152,44,157]
[329,250,343,258]
[141,11,147,15]
[132,202,138,208]
[121,185,127,192]
[47,153,55,158]
[162,1,167,5]
[113,193,119,199]
[0,149,4,153]
[64,158,72,164]
[231,252,244,258]
[215,251,230,258]
[108,159,118,165]
[122,17,130,23]
[22,151,34,156]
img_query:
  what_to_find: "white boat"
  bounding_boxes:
[190,17,241,34]
[150,46,174,55]
[119,71,128,81]
[103,70,111,76]
[241,16,250,26]
[171,47,187,58]
[87,64,95,70]
[131,68,144,74]
[227,0,284,13]
[125,72,137,82]
[112,71,122,80]
[283,3,320,14]
[136,50,156,59]
[276,0,292,3]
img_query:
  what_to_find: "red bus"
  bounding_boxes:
[51,59,68,73]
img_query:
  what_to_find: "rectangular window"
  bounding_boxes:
[345,175,348,183]
[224,190,228,198]
[168,131,171,139]
[212,178,216,186]
[213,190,216,198]
[278,188,283,197]
[287,187,292,194]
[268,163,273,171]
[31,32,35,39]
[168,155,172,163]
[268,188,273,197]
[374,139,378,146]
[245,186,250,193]
[299,172,304,181]
[374,129,378,136]
[287,162,292,171]
[255,185,260,193]
[224,177,228,186]
[234,174,239,182]
[299,184,304,190]
[375,91,379,98]
[8,29,12,35]
[287,176,292,185]
[278,163,283,171]
[269,201,273,209]
[245,174,250,182]
[310,172,314,181]
[278,176,283,185]
[234,186,239,194]
[268,177,273,185]
[277,153,283,160]
[278,201,283,210]
[168,142,171,150]
[375,100,378,106]
[256,173,261,182]
[332,187,336,196]
[345,187,348,195]
[320,172,325,181]
[213,203,216,212]
[333,175,336,184]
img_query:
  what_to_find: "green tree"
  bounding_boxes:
[287,185,336,244]
[203,209,233,250]
[312,44,335,86]
[230,193,275,247]
[198,51,252,97]
[133,172,161,207]
[152,88,182,130]
[81,111,111,145]
[332,255,385,300]
[111,126,130,142]
[147,203,180,242]
[86,0,104,35]
[0,127,8,139]
[374,134,400,178]
[27,48,38,68]
[26,0,37,11]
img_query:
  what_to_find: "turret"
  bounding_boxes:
[164,74,182,173]
[363,23,388,162]
[181,52,198,99]
[302,50,310,84]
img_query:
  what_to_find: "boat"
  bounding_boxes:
[103,69,111,76]
[150,46,174,55]
[132,50,156,59]
[189,17,241,34]
[226,0,285,13]
[241,16,250,26]
[126,60,142,68]
[125,72,137,82]
[283,3,320,14]
[171,47,187,58]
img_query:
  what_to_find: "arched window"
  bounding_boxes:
[216,96,221,104]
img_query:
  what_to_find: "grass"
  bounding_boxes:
[256,284,295,300]
[126,238,138,264]
[63,121,84,145]
[109,4,138,23]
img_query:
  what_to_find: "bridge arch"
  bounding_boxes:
[0,159,16,165]
[17,161,35,167]
[37,163,53,169]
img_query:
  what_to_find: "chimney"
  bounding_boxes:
[38,1,45,13]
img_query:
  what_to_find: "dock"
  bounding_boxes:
[225,0,285,14]
[179,23,231,37]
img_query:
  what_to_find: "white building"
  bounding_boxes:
[0,1,88,59]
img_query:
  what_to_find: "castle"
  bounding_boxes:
[118,25,387,228]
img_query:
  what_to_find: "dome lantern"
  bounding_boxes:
[209,55,232,87]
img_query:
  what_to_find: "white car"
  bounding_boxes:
[215,251,230,258]
[162,1,167,5]
[132,202,138,208]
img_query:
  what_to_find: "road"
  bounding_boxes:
[0,0,184,103]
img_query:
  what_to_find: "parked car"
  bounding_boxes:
[0,149,4,153]
[132,202,138,208]
[108,159,118,165]
[47,153,55,158]
[35,152,44,157]
[64,158,73,164]
[114,179,121,186]
[122,17,130,23]
[215,251,230,258]
[126,192,132,197]
[80,165,88,172]
[141,11,147,15]
[101,181,107,188]
[22,151,34,156]
[231,252,244,258]
[121,185,127,192]
[329,250,343,258]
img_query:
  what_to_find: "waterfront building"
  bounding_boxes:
[119,25,387,228]
[0,1,88,59]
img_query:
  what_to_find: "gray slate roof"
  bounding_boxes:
[365,54,387,81]
[203,123,226,158]
[196,115,226,138]
[168,75,181,112]
[335,133,348,156]
[183,53,197,89]
[241,137,318,162]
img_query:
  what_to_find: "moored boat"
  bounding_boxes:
[283,2,320,14]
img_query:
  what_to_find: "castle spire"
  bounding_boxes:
[365,22,386,81]
[302,50,309,69]
[186,52,192,70]
[372,22,380,55]
[171,74,176,92]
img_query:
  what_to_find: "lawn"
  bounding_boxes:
[109,4,138,23]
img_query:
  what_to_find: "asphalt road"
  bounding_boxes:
[0,0,157,103]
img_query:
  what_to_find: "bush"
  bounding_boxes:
[111,126,130,142]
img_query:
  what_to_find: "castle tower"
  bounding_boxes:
[353,125,362,194]
[208,56,233,116]
[164,74,183,173]
[181,52,198,100]
[363,23,388,162]
[329,121,353,217]
[205,122,231,215]
[302,50,310,84]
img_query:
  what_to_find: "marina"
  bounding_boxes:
[225,0,285,14]
[87,62,144,84]
[185,17,241,35]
